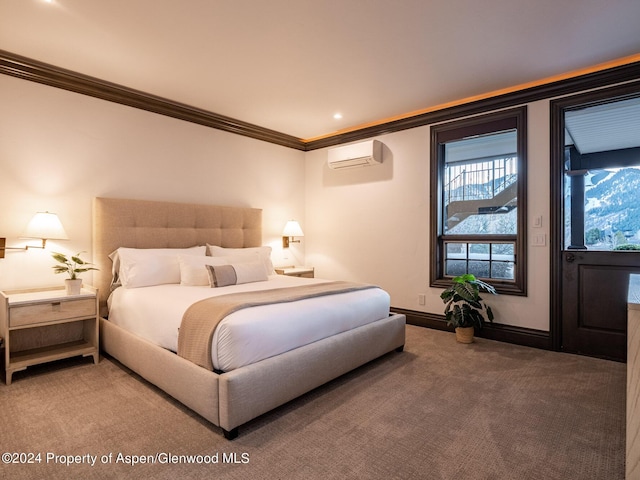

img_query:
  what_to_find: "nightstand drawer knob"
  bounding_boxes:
[51,302,61,311]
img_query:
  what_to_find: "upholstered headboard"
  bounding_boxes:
[92,197,262,315]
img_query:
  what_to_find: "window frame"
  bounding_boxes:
[430,106,528,295]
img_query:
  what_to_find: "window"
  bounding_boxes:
[430,107,527,295]
[563,95,640,252]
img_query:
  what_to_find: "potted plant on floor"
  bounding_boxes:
[440,273,496,343]
[52,251,98,295]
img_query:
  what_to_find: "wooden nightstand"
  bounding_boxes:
[275,266,315,278]
[0,286,99,385]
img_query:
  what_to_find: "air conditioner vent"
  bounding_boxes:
[327,140,383,169]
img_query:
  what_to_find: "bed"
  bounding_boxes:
[93,197,406,439]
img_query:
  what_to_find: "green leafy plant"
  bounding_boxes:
[51,252,98,280]
[614,243,640,251]
[440,274,496,329]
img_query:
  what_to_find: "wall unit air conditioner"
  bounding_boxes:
[327,140,383,170]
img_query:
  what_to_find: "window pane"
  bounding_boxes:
[468,260,490,278]
[492,243,514,258]
[563,96,640,252]
[443,130,518,235]
[445,259,467,277]
[565,166,640,251]
[492,262,515,279]
[469,243,490,258]
[446,242,466,256]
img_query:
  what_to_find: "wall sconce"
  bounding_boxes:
[0,211,68,259]
[282,220,304,248]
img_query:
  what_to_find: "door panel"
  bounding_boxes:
[562,251,640,361]
[579,265,628,332]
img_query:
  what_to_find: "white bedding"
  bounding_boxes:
[107,275,390,372]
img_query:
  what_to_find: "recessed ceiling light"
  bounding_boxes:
[333,113,343,120]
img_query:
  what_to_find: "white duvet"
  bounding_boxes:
[107,275,390,372]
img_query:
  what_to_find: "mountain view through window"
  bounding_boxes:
[567,166,640,251]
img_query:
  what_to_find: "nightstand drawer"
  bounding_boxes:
[288,271,314,278]
[10,298,96,327]
[275,266,315,278]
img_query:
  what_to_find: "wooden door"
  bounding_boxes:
[554,89,640,362]
[562,251,640,360]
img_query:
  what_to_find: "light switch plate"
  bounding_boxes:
[533,216,543,228]
[532,234,546,246]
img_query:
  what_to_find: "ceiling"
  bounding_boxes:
[565,96,640,154]
[1,0,639,141]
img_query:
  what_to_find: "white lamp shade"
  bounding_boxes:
[21,212,69,240]
[282,220,304,237]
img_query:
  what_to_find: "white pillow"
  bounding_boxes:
[112,246,206,288]
[179,254,262,286]
[207,245,275,274]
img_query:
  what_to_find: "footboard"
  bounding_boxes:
[217,313,406,437]
[100,318,220,425]
[100,313,405,439]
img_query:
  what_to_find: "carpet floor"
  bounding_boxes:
[0,325,626,480]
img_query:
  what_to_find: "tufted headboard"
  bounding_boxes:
[92,197,262,316]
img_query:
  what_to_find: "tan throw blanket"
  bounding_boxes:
[177,281,378,371]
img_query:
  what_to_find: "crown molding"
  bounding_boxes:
[0,49,306,151]
[303,59,640,150]
[2,49,639,152]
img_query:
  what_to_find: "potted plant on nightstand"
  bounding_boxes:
[440,273,496,343]
[52,252,98,295]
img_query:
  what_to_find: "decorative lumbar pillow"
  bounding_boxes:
[206,245,275,274]
[205,262,268,287]
[179,254,260,286]
[111,246,206,288]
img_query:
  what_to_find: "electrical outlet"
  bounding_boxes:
[418,294,426,305]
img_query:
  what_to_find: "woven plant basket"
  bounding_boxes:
[455,326,475,344]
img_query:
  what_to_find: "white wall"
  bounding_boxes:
[0,72,553,331]
[0,75,306,291]
[305,101,551,332]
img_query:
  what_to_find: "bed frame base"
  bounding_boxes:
[223,428,239,440]
[100,313,405,437]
